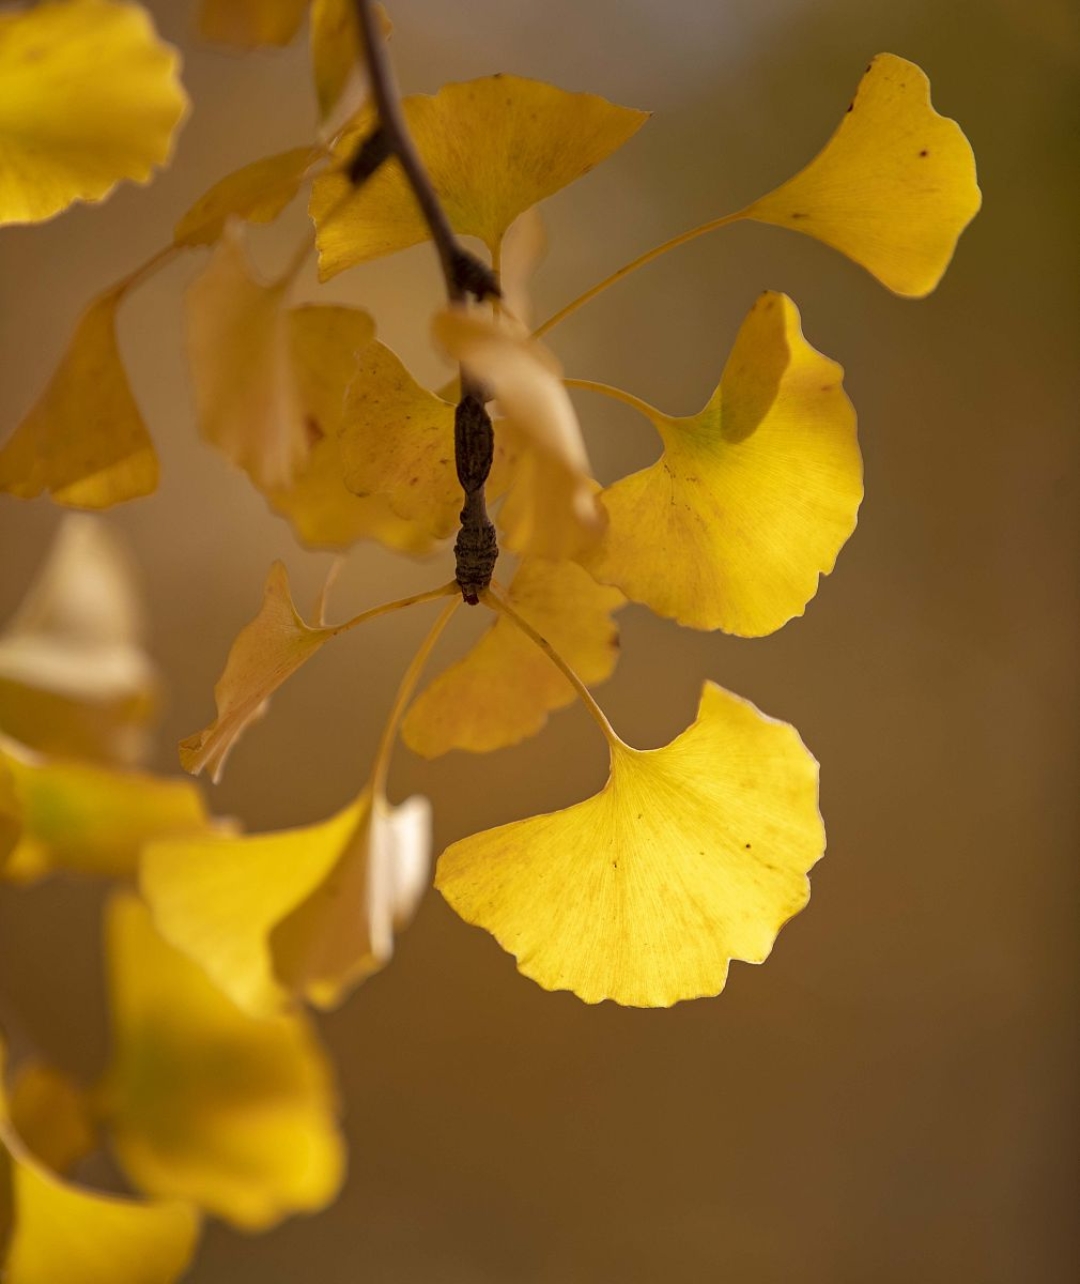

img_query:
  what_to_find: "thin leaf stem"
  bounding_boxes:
[331,581,459,639]
[532,210,745,340]
[482,588,623,752]
[119,245,180,297]
[371,597,461,795]
[563,377,663,424]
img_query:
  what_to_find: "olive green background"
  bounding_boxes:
[0,0,1077,1280]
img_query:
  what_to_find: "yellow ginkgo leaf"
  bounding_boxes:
[0,1044,199,1284]
[0,283,157,508]
[270,307,434,553]
[438,681,824,1007]
[0,737,210,883]
[7,1062,95,1176]
[338,341,461,539]
[309,0,391,123]
[174,146,320,247]
[433,309,604,560]
[311,75,648,277]
[583,292,862,636]
[141,789,430,1017]
[742,54,981,297]
[100,894,344,1231]
[0,0,188,226]
[0,517,158,766]
[0,756,20,870]
[500,207,548,327]
[404,560,623,757]
[179,562,334,782]
[186,227,305,491]
[197,0,307,47]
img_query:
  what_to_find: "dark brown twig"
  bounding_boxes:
[352,0,500,601]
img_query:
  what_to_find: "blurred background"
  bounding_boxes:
[0,0,1077,1279]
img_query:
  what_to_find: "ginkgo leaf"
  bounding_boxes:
[0,737,211,883]
[404,560,623,757]
[311,75,648,277]
[179,561,334,782]
[0,0,188,225]
[141,789,430,1017]
[438,681,824,1007]
[0,284,157,508]
[310,0,391,123]
[500,207,547,327]
[174,146,320,247]
[186,227,305,491]
[269,307,434,553]
[197,0,307,47]
[0,1043,200,1284]
[7,1061,95,1176]
[100,894,344,1231]
[433,309,604,560]
[0,517,158,766]
[338,342,461,540]
[742,54,981,297]
[582,292,862,636]
[0,757,20,871]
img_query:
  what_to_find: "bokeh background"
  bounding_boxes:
[1,0,1077,1279]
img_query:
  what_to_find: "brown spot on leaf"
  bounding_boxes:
[304,415,324,447]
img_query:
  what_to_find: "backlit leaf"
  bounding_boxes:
[0,284,157,508]
[268,307,435,553]
[186,227,305,491]
[7,1062,95,1176]
[311,75,648,277]
[742,54,981,297]
[174,147,319,247]
[178,562,334,782]
[0,517,158,765]
[197,0,307,47]
[404,560,623,756]
[338,342,460,540]
[142,790,430,1016]
[0,0,188,225]
[101,894,344,1231]
[433,309,604,560]
[438,682,824,1007]
[0,737,210,883]
[0,1044,199,1284]
[583,292,862,635]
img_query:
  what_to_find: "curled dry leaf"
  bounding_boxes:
[0,516,158,765]
[142,790,431,1017]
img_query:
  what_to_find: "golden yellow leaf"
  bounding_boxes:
[179,562,333,782]
[338,341,461,540]
[268,307,434,553]
[743,54,981,297]
[582,292,862,636]
[174,147,319,247]
[0,738,210,883]
[7,1062,95,1176]
[309,0,390,122]
[0,757,19,870]
[311,75,648,277]
[100,894,344,1231]
[197,0,307,47]
[500,207,548,327]
[186,227,305,491]
[0,1044,200,1284]
[0,517,158,765]
[0,0,187,225]
[438,681,824,1007]
[0,284,157,508]
[433,309,604,560]
[404,560,623,757]
[141,789,430,1016]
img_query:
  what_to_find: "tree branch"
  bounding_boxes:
[352,0,500,602]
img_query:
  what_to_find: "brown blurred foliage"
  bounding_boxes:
[0,0,1077,1280]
